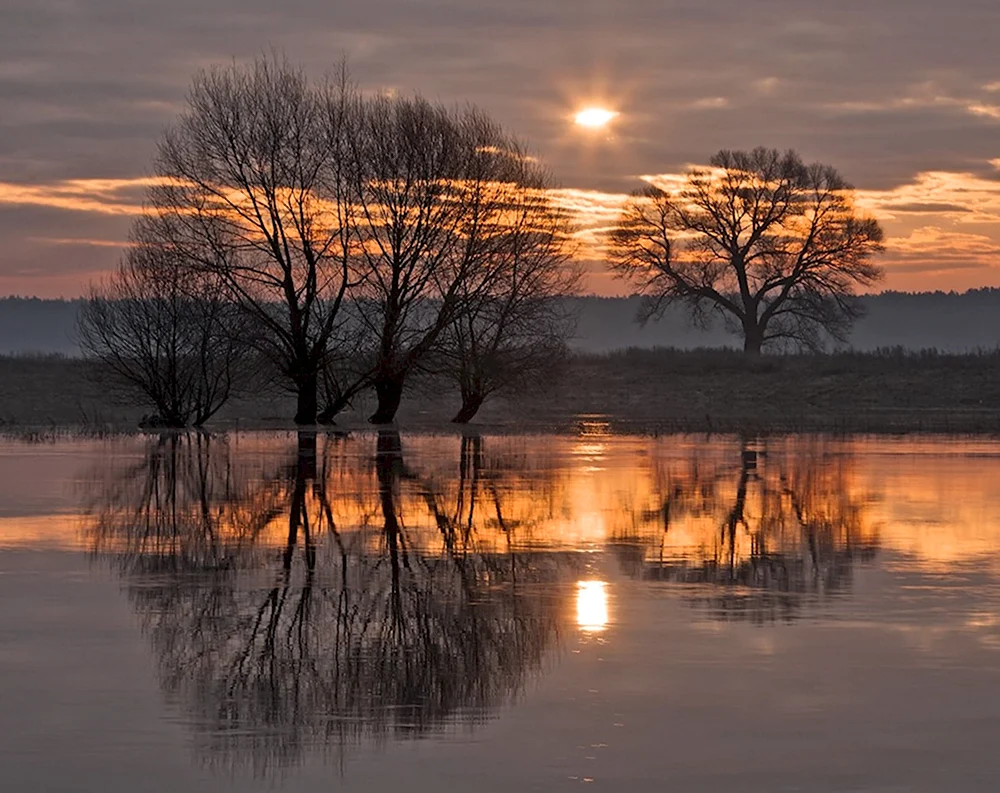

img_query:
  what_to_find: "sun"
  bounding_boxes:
[574,107,619,129]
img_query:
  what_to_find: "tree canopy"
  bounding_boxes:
[610,147,885,353]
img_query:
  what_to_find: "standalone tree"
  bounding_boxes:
[610,148,885,353]
[78,239,248,427]
[438,161,580,423]
[141,56,358,423]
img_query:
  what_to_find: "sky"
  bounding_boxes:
[4,0,1000,296]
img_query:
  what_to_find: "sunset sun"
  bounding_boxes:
[573,106,618,129]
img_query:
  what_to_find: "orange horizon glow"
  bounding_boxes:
[6,162,1000,295]
[4,434,1000,579]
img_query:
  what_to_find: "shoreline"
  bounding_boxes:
[3,349,1000,438]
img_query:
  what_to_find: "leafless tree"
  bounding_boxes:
[346,99,543,423]
[436,158,580,423]
[78,238,248,427]
[610,148,885,354]
[139,56,359,423]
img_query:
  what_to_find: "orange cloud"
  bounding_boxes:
[5,166,1000,293]
[882,226,1000,273]
[856,169,1000,224]
[0,177,163,215]
[27,237,129,248]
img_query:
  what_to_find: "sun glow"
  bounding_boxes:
[574,107,618,129]
[576,580,610,632]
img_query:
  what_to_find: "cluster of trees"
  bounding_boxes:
[80,58,579,427]
[80,58,886,429]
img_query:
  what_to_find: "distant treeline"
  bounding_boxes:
[4,289,999,357]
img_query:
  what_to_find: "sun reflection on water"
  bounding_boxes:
[576,580,609,632]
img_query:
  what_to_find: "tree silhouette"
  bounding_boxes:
[78,243,250,428]
[346,104,573,423]
[434,156,580,424]
[141,56,358,424]
[610,148,885,353]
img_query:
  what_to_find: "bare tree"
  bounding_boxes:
[78,238,248,427]
[140,56,358,423]
[610,148,885,354]
[346,99,536,423]
[437,159,580,423]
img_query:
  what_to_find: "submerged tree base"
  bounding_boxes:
[316,409,338,426]
[7,349,1000,436]
[369,379,404,424]
[451,395,486,424]
[138,414,188,430]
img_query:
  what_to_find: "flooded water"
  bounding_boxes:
[3,431,1000,792]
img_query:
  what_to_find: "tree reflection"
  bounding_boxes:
[611,439,879,623]
[83,431,881,774]
[85,431,572,776]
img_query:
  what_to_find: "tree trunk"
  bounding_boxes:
[294,373,318,425]
[451,392,485,424]
[369,376,404,424]
[317,391,353,425]
[743,326,763,355]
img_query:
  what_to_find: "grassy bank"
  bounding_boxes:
[2,348,999,436]
[526,347,1000,434]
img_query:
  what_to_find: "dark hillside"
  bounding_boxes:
[2,290,1000,356]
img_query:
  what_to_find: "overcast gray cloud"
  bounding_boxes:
[4,0,1000,294]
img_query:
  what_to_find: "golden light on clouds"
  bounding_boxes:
[5,161,1000,291]
[0,176,164,216]
[573,107,618,129]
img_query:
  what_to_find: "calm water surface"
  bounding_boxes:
[2,431,1000,792]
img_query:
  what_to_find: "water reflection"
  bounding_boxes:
[83,432,883,774]
[85,431,579,775]
[576,581,609,632]
[610,440,879,623]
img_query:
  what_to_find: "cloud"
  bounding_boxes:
[0,177,156,215]
[5,0,1000,293]
[881,203,973,214]
[857,170,1000,224]
[689,97,729,110]
[27,237,129,248]
[882,226,1000,273]
[754,77,781,95]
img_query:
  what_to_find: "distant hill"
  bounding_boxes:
[0,297,82,355]
[2,291,999,356]
[572,290,1000,352]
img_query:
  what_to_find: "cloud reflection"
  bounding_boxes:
[68,431,1000,775]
